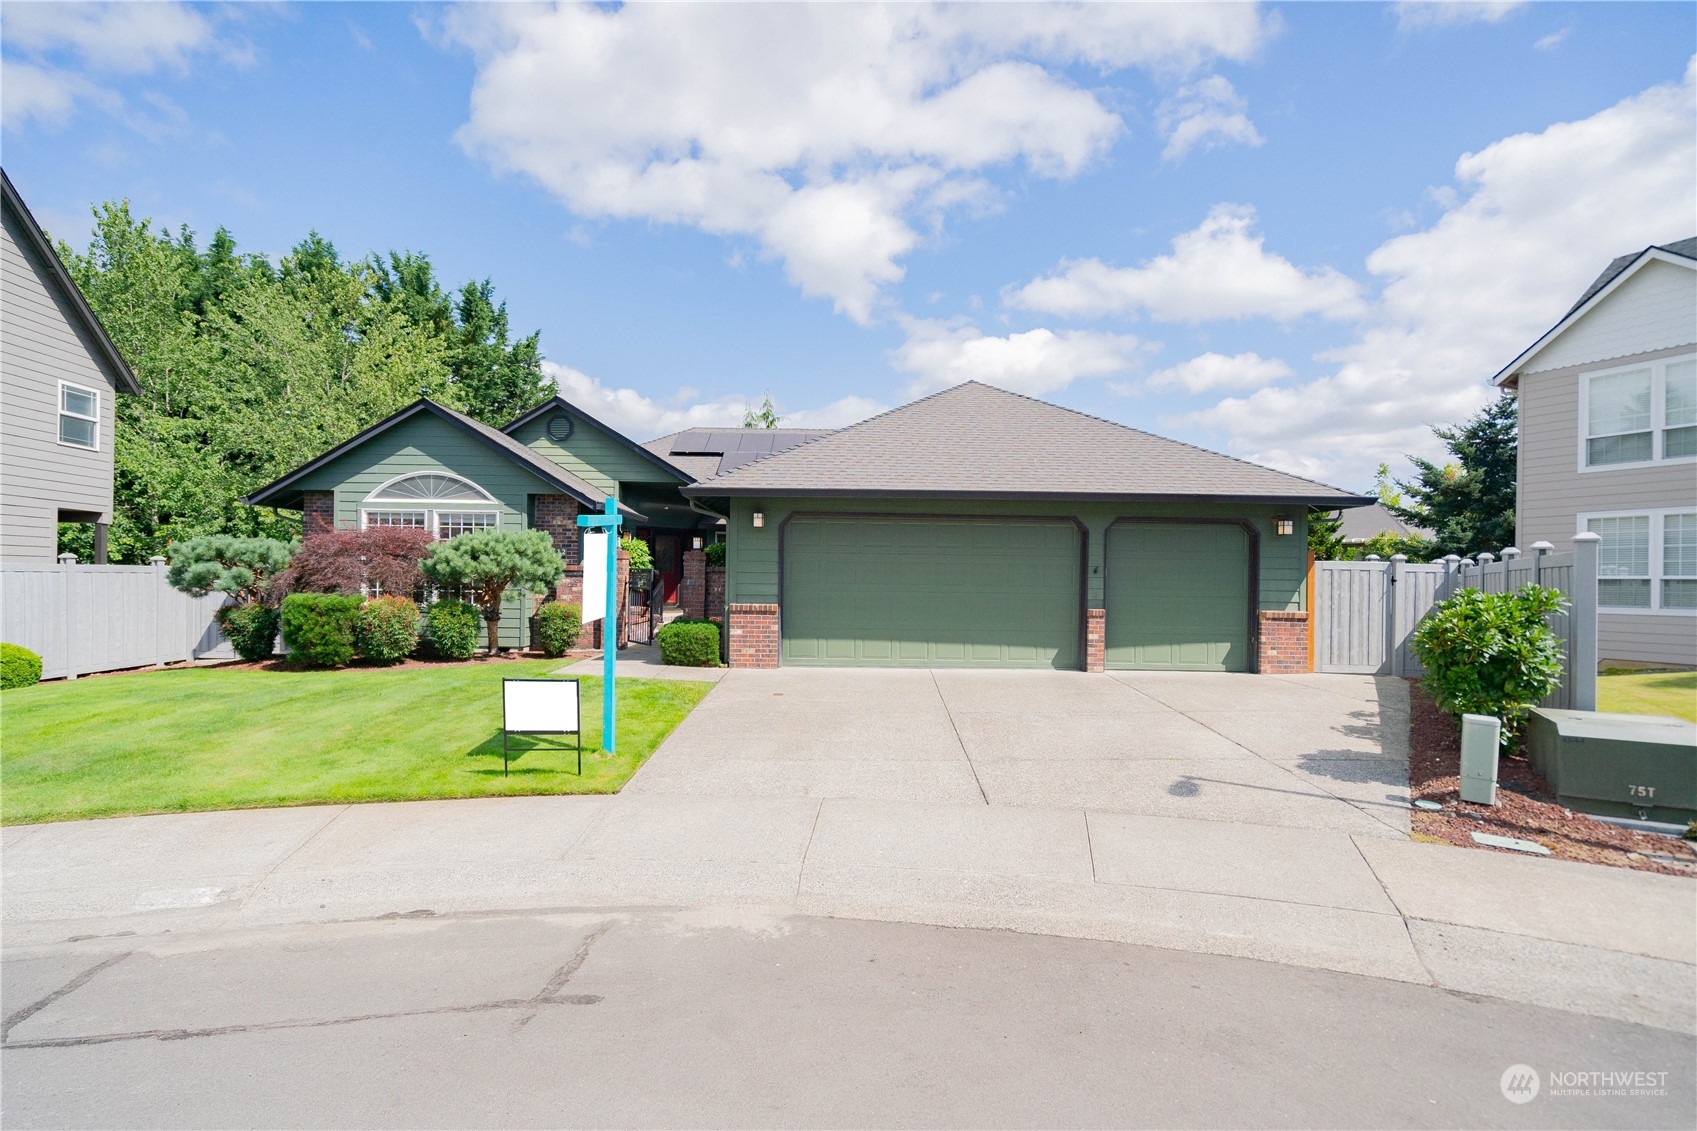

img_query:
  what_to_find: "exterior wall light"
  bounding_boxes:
[1274,517,1294,536]
[692,536,704,550]
[752,511,765,528]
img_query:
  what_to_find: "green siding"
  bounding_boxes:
[509,407,678,496]
[1104,522,1250,671]
[783,517,1081,668]
[289,413,565,647]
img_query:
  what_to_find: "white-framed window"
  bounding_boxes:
[1581,509,1697,614]
[359,472,500,538]
[57,381,99,450]
[1579,354,1697,470]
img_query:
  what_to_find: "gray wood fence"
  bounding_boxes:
[1312,535,1599,710]
[1,555,232,680]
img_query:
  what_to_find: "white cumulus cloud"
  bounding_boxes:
[1181,59,1697,485]
[1392,2,1525,32]
[1008,203,1367,323]
[1156,75,1264,161]
[890,318,1148,396]
[1146,352,1294,393]
[435,1,1273,324]
[545,362,883,441]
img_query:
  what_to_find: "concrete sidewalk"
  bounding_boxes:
[5,793,1693,1035]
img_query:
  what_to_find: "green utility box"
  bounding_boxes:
[1525,709,1697,823]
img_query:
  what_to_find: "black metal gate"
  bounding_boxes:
[627,569,662,645]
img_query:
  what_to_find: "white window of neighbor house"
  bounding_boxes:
[1583,509,1697,613]
[1588,514,1651,608]
[1663,359,1697,460]
[58,382,99,449]
[1664,512,1697,610]
[1584,368,1653,467]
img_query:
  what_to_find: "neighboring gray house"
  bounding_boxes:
[1,169,140,564]
[1336,502,1431,548]
[1493,237,1697,669]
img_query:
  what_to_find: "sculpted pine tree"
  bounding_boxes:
[419,529,564,653]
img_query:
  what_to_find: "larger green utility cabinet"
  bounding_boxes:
[1526,708,1697,824]
[1104,522,1251,672]
[781,517,1082,668]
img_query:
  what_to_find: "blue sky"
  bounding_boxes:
[3,1,1693,489]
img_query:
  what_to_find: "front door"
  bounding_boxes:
[654,533,682,605]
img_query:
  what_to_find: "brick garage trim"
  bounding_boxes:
[1257,610,1310,674]
[728,603,779,669]
[1085,608,1105,673]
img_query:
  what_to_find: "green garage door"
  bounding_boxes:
[782,518,1082,668]
[1105,522,1250,671]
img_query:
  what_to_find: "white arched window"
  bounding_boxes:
[362,472,499,539]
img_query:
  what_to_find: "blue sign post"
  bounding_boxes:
[576,497,622,754]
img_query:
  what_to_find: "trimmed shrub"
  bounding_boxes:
[1411,585,1566,749]
[167,535,295,604]
[218,603,280,662]
[1,643,43,689]
[535,601,583,658]
[419,530,563,653]
[425,600,482,661]
[357,596,421,664]
[704,541,726,567]
[280,593,363,668]
[656,618,720,667]
[274,527,433,599]
[620,535,654,572]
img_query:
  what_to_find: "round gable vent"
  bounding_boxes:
[547,414,574,442]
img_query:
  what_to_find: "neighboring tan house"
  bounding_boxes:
[1493,237,1697,669]
[250,381,1369,670]
[1,169,141,563]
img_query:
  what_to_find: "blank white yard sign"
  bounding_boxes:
[504,679,579,734]
[582,531,607,624]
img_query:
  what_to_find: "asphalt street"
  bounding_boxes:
[3,907,1690,1129]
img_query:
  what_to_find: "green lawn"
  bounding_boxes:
[1597,670,1697,722]
[1,661,712,825]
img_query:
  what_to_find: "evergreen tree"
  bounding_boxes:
[743,395,781,428]
[1387,396,1518,559]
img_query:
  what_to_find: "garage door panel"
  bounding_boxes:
[782,518,1080,668]
[1105,523,1250,673]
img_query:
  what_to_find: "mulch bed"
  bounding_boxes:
[1406,678,1697,877]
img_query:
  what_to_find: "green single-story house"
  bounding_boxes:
[247,381,1369,669]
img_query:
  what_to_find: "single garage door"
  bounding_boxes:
[782,517,1082,668]
[1105,522,1250,672]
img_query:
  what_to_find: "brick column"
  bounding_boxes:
[706,567,726,624]
[533,495,581,563]
[727,603,779,668]
[1085,608,1105,673]
[615,549,631,649]
[302,491,334,536]
[1257,610,1309,674]
[679,549,707,619]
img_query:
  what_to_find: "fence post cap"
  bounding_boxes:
[1530,541,1554,553]
[149,555,167,564]
[57,552,77,564]
[1572,531,1603,544]
[1476,551,1496,563]
[1443,554,1462,563]
[1365,554,1381,561]
[1501,547,1521,559]
[1461,558,1476,567]
[1390,554,1408,562]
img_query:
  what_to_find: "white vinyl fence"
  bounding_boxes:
[1,554,232,680]
[1312,534,1599,710]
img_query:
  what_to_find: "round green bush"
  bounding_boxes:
[280,593,363,668]
[357,596,421,664]
[425,600,481,661]
[1,642,43,689]
[1411,585,1566,749]
[217,603,281,663]
[534,601,583,658]
[656,618,720,667]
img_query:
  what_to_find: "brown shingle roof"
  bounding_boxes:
[682,381,1368,504]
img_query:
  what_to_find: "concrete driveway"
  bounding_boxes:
[624,668,1411,837]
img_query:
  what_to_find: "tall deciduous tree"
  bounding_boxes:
[1388,397,1518,559]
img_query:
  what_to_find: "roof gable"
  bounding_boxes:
[682,382,1366,505]
[1494,240,1697,386]
[244,399,630,513]
[503,396,692,484]
[1,168,140,395]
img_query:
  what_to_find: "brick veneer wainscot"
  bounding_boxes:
[533,495,581,564]
[302,491,335,535]
[1257,610,1310,673]
[1085,608,1106,673]
[728,603,779,668]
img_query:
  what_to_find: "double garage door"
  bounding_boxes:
[780,517,1250,671]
